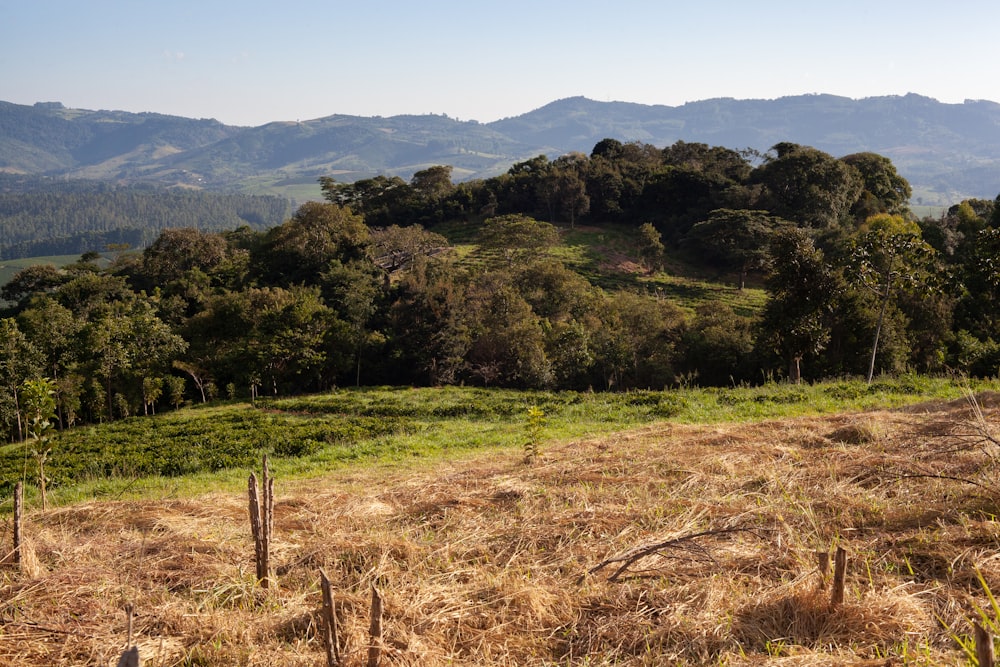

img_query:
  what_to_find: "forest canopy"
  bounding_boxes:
[1,138,999,441]
[0,175,291,258]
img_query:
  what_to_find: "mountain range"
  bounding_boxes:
[3,94,1000,206]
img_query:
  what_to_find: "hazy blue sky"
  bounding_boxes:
[3,1,998,126]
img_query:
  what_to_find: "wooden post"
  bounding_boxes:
[248,473,268,588]
[125,602,135,647]
[976,622,996,667]
[115,646,139,667]
[248,455,274,588]
[367,584,384,667]
[830,546,847,607]
[116,603,139,667]
[320,568,341,667]
[13,481,22,565]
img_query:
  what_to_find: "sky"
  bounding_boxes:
[3,1,1000,127]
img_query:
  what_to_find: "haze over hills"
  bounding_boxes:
[2,94,1000,206]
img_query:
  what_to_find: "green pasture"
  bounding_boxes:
[1,376,992,509]
[0,254,83,286]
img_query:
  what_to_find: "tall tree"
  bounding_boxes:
[538,153,590,227]
[478,214,559,267]
[847,214,940,382]
[0,319,43,440]
[687,209,789,289]
[840,152,912,221]
[759,229,841,383]
[252,201,370,286]
[752,143,863,230]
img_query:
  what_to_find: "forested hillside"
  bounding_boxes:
[0,175,291,258]
[1,137,999,443]
[4,95,1000,203]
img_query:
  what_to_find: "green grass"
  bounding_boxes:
[1,376,993,509]
[234,175,324,201]
[638,271,768,316]
[0,254,87,286]
[433,221,769,318]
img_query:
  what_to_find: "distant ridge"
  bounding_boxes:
[2,94,999,205]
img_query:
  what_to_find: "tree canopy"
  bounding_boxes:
[4,136,999,447]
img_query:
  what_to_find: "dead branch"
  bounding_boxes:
[586,527,759,583]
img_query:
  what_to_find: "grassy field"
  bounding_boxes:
[0,254,89,286]
[0,376,984,507]
[4,379,1000,664]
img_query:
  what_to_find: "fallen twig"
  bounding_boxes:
[585,527,759,583]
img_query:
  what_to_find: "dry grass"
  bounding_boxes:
[5,394,1000,665]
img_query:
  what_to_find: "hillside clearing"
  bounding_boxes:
[4,393,1000,665]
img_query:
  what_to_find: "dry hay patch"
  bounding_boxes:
[4,395,1000,664]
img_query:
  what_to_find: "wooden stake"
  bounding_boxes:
[115,646,139,667]
[367,583,384,667]
[116,603,139,667]
[248,473,268,588]
[830,546,847,607]
[13,481,22,566]
[320,568,341,667]
[125,602,135,647]
[976,622,996,667]
[248,456,275,588]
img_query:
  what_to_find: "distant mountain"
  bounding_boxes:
[3,94,1000,205]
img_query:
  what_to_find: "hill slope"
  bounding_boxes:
[4,393,998,665]
[3,95,1000,204]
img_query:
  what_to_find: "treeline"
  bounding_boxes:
[0,175,291,258]
[1,138,1000,441]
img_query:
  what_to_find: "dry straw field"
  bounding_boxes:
[5,393,1000,665]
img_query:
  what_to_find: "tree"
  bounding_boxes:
[321,260,384,386]
[956,227,1000,339]
[752,143,863,230]
[0,319,44,441]
[242,286,340,393]
[142,376,163,415]
[662,141,752,183]
[252,201,370,286]
[319,175,411,226]
[847,214,940,382]
[637,222,665,272]
[496,155,551,216]
[1,264,66,309]
[679,302,757,386]
[463,278,552,388]
[385,254,470,386]
[544,319,594,390]
[17,297,82,428]
[478,215,559,267]
[512,259,596,322]
[140,227,229,287]
[172,360,211,403]
[759,229,841,383]
[165,375,186,410]
[840,152,912,221]
[538,153,590,227]
[370,224,448,273]
[687,209,789,289]
[84,298,187,421]
[21,377,56,508]
[591,291,684,390]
